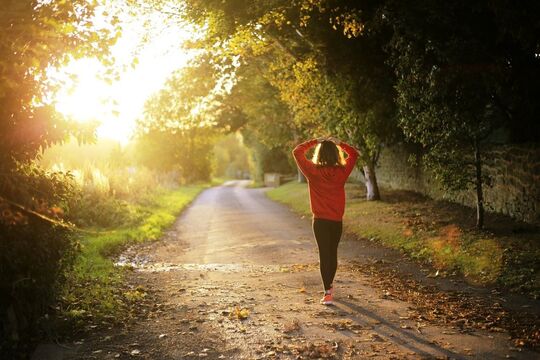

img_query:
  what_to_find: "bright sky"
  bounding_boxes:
[51,2,197,144]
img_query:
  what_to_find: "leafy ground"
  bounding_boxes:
[52,185,208,337]
[267,181,540,299]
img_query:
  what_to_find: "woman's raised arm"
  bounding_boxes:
[292,139,318,178]
[338,141,359,177]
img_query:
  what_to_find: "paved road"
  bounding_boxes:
[150,180,318,266]
[35,180,539,359]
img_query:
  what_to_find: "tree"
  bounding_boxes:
[134,128,215,182]
[219,62,300,182]
[0,0,119,353]
[137,49,301,182]
[135,59,222,182]
[387,0,540,228]
[0,0,120,217]
[0,0,118,165]
[213,133,251,179]
[178,0,401,200]
[266,1,399,199]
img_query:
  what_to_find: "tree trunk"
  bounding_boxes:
[474,140,484,229]
[363,162,381,201]
[292,131,306,183]
[297,168,306,183]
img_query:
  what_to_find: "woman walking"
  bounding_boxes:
[292,137,359,305]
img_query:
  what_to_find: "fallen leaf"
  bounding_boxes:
[230,306,250,320]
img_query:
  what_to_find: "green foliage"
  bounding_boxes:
[0,165,79,356]
[386,0,540,226]
[243,131,295,182]
[0,162,75,218]
[141,58,223,132]
[388,1,498,191]
[134,129,215,183]
[0,2,118,353]
[225,63,298,149]
[135,2,402,191]
[176,0,540,205]
[0,0,118,164]
[213,133,250,179]
[135,60,222,182]
[212,61,299,180]
[176,0,401,199]
[0,220,77,356]
[41,139,176,200]
[40,139,177,227]
[266,24,398,168]
[68,192,143,229]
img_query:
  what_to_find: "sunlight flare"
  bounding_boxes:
[51,2,197,144]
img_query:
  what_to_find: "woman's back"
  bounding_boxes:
[292,139,359,221]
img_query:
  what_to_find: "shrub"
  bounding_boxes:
[65,165,165,228]
[0,165,79,357]
[67,190,144,229]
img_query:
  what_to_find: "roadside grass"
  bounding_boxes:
[211,177,232,186]
[247,180,265,188]
[267,181,540,298]
[59,185,207,329]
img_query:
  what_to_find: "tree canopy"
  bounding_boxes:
[170,0,540,221]
[0,0,119,163]
[165,0,405,198]
[0,0,120,219]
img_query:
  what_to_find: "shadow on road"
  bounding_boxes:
[335,299,466,359]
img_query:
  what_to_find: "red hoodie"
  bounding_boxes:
[292,139,359,221]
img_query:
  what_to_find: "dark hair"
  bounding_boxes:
[312,140,345,167]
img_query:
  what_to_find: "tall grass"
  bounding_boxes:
[27,140,222,338]
[42,147,208,327]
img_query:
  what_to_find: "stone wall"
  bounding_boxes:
[361,143,540,225]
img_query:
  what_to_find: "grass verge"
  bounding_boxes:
[267,181,540,298]
[247,180,265,188]
[58,185,207,329]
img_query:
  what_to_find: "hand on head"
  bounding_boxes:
[327,136,341,145]
[316,136,341,145]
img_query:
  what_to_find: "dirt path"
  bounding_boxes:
[34,181,539,359]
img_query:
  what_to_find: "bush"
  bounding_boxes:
[0,221,77,356]
[0,164,79,357]
[67,190,144,228]
[65,165,167,228]
[134,128,215,183]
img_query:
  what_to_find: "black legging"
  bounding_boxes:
[312,218,343,291]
